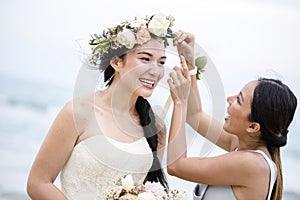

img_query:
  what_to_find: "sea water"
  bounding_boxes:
[0,72,299,200]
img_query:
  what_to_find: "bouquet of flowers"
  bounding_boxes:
[105,175,187,200]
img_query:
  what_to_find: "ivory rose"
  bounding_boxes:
[117,29,136,49]
[130,20,146,28]
[148,13,170,37]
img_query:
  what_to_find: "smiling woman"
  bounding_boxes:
[26,13,176,199]
[166,32,298,200]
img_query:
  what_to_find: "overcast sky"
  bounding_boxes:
[1,0,299,102]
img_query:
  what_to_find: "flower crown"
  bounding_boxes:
[89,13,176,66]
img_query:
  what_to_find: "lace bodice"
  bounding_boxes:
[60,135,153,199]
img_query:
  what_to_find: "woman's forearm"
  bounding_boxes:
[186,72,203,130]
[167,102,188,169]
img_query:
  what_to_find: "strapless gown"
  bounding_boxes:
[60,135,153,199]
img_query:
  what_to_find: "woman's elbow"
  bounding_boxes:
[167,163,179,177]
[27,175,43,198]
[27,178,36,198]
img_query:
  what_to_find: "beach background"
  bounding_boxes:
[0,0,300,199]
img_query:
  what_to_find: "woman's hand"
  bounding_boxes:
[168,56,191,105]
[173,31,195,69]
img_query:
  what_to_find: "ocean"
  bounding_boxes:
[0,71,299,200]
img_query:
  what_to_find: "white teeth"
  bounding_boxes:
[140,79,155,86]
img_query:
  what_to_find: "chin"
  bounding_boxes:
[222,123,229,132]
[141,92,153,98]
[135,87,154,98]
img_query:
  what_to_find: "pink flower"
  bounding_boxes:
[144,182,165,199]
[136,28,151,45]
[119,193,138,200]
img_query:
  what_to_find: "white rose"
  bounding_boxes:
[117,29,136,49]
[130,19,146,28]
[137,192,156,200]
[121,175,134,191]
[148,13,170,37]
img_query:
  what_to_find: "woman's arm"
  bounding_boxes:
[27,101,80,200]
[167,150,266,187]
[166,59,264,187]
[155,115,167,164]
[167,56,190,170]
[174,32,238,151]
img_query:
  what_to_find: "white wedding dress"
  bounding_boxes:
[60,134,153,199]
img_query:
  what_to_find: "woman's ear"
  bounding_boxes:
[110,56,123,71]
[247,122,260,133]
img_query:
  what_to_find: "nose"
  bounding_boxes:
[148,63,163,76]
[227,95,234,105]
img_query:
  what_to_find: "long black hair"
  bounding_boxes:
[249,78,297,200]
[104,63,169,189]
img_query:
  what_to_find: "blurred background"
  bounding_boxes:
[0,0,299,199]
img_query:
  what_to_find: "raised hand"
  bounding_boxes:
[173,31,195,69]
[167,56,191,105]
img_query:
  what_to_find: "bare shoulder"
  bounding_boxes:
[232,151,270,176]
[55,94,95,136]
[230,151,271,199]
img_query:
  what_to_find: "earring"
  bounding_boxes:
[104,73,115,86]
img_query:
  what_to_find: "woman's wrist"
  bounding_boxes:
[188,68,197,76]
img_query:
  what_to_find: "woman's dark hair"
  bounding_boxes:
[249,78,297,200]
[104,63,169,190]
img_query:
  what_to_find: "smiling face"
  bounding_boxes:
[112,38,166,98]
[223,81,259,136]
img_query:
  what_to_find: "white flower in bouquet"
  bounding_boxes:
[105,174,187,200]
[137,192,156,200]
[164,189,187,200]
[144,181,165,199]
[121,175,135,191]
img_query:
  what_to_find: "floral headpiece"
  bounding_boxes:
[89,13,176,66]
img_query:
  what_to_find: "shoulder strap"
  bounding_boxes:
[248,150,277,200]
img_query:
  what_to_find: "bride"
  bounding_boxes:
[27,13,177,199]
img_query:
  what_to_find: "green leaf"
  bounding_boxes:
[164,39,169,48]
[195,56,207,71]
[195,56,207,80]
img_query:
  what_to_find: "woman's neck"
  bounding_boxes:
[237,138,267,151]
[97,82,138,116]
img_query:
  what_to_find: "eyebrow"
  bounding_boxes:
[137,51,167,59]
[239,91,244,102]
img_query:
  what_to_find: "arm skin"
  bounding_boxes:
[166,56,270,199]
[156,115,167,164]
[173,31,239,152]
[27,101,80,200]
